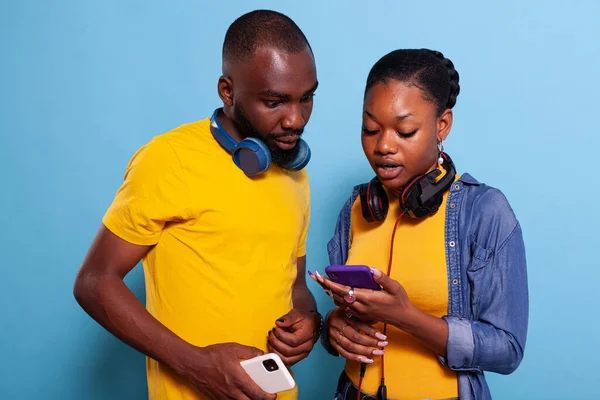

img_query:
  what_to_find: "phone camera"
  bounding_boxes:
[262,359,279,372]
[330,272,338,278]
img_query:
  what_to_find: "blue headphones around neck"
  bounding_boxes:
[209,108,311,176]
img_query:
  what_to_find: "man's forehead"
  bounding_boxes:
[236,47,317,94]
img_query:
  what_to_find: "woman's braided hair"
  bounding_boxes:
[365,48,460,115]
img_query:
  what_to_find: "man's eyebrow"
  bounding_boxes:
[303,81,319,96]
[259,81,319,99]
[260,90,290,99]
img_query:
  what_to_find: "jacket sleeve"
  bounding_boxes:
[440,222,529,375]
[326,194,354,266]
[321,194,355,356]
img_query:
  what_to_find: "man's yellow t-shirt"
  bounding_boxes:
[102,117,309,400]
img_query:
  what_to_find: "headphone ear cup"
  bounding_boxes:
[400,154,457,218]
[280,139,311,171]
[359,179,389,223]
[399,175,421,213]
[369,179,388,222]
[232,138,272,176]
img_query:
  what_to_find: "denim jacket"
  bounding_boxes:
[323,173,529,400]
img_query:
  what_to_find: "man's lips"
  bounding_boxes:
[273,135,300,150]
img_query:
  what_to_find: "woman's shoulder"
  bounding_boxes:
[458,172,521,243]
[459,173,517,215]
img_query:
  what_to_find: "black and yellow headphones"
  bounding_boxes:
[358,152,457,222]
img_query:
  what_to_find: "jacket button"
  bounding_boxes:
[452,279,458,285]
[450,203,456,208]
[449,241,456,247]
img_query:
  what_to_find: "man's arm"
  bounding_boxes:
[74,225,275,400]
[73,225,194,372]
[291,255,318,312]
[267,255,321,367]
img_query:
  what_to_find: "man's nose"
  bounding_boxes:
[281,104,305,131]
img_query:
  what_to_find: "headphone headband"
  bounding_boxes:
[209,108,238,153]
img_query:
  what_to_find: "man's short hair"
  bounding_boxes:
[222,10,311,66]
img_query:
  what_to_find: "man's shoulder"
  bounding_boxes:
[158,117,212,148]
[129,117,212,165]
[121,118,210,176]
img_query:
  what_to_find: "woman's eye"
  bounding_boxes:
[362,127,379,135]
[398,129,417,138]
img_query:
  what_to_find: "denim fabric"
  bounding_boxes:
[322,173,529,400]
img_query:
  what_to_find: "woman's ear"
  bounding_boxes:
[436,109,453,142]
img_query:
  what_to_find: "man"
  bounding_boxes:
[73,10,321,400]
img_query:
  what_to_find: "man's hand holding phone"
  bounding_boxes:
[179,343,277,400]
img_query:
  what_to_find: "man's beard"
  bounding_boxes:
[233,103,302,167]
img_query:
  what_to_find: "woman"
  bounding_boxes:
[309,49,528,400]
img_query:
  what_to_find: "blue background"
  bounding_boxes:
[1,1,598,399]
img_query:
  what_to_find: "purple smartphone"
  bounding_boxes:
[324,265,381,290]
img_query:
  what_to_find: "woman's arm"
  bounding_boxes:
[440,223,529,374]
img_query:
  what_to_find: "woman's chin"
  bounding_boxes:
[377,175,409,198]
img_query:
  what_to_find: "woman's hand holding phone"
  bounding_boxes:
[312,266,450,359]
[309,266,416,328]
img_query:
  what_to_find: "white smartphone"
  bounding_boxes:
[240,353,296,394]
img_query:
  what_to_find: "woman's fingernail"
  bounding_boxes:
[359,356,374,364]
[308,270,314,277]
[373,349,385,356]
[315,271,325,283]
[375,332,387,341]
[377,341,388,347]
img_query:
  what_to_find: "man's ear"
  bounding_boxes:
[218,76,234,107]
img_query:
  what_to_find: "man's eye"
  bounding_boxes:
[265,100,282,108]
[301,93,315,102]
